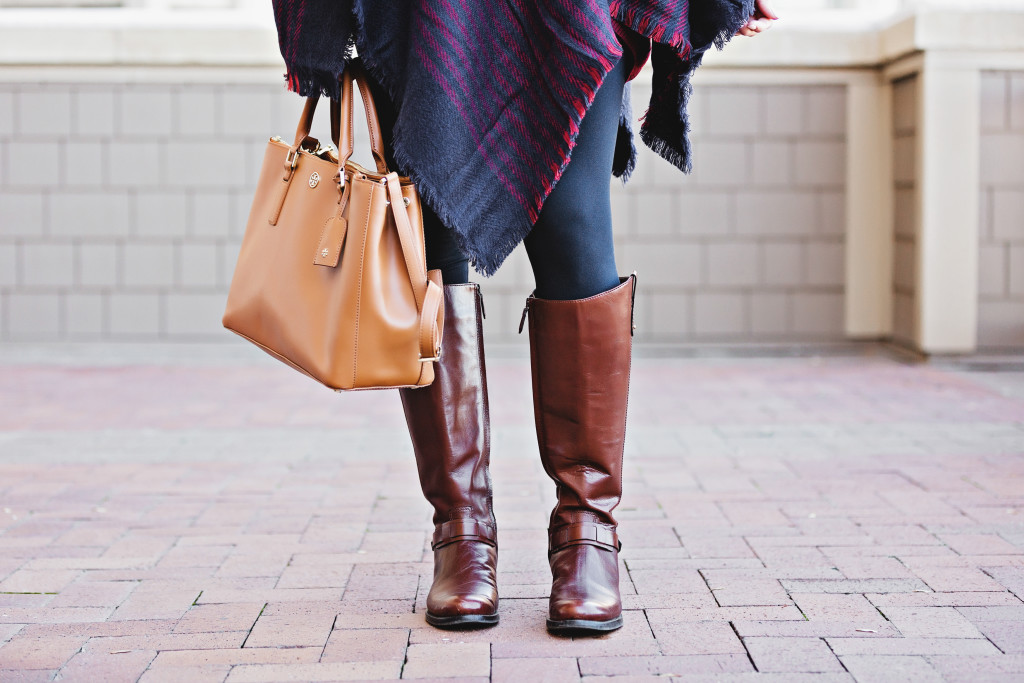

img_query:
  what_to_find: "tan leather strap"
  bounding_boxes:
[268,166,295,227]
[288,96,318,168]
[384,174,442,361]
[548,523,619,554]
[288,94,347,192]
[419,280,443,360]
[334,64,389,177]
[432,519,497,550]
[288,66,387,195]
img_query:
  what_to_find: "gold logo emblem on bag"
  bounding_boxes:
[309,172,320,188]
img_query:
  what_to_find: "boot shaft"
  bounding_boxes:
[400,284,494,535]
[524,275,636,533]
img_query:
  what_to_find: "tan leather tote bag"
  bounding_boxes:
[223,64,444,391]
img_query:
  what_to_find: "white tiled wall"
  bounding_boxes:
[0,82,307,341]
[891,75,918,347]
[978,71,1024,349]
[0,79,849,344]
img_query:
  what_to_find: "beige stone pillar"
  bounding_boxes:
[913,55,981,353]
[844,73,894,338]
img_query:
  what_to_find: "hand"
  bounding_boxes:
[736,0,778,37]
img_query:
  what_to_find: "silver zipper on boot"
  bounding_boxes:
[518,296,533,334]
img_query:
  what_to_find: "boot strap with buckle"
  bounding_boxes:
[548,522,620,554]
[432,518,497,550]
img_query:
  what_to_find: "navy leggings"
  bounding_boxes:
[366,56,627,301]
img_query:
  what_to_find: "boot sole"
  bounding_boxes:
[546,615,624,634]
[425,612,499,629]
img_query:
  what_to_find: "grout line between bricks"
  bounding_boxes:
[697,567,723,609]
[731,621,758,673]
[822,635,851,676]
[624,550,641,600]
[238,601,266,650]
[399,627,412,679]
[641,608,660,654]
[317,613,337,663]
[742,535,762,570]
[410,568,421,615]
[271,554,293,591]
[136,645,158,682]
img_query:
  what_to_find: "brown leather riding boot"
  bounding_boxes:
[521,274,636,634]
[400,283,498,629]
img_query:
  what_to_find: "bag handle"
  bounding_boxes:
[330,63,389,178]
[285,62,389,185]
[383,173,442,361]
[284,97,347,186]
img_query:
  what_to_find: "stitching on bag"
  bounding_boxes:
[359,81,379,155]
[315,215,334,265]
[387,178,426,316]
[348,79,355,160]
[352,181,373,387]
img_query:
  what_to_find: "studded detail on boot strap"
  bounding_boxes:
[548,522,620,554]
[432,519,497,550]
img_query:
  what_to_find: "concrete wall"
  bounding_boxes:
[891,75,918,347]
[978,70,1024,349]
[0,78,850,345]
[0,81,305,341]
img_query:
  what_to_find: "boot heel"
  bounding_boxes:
[427,611,500,629]
[546,615,623,634]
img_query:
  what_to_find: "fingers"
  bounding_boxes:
[755,0,780,20]
[736,0,778,38]
[736,16,773,37]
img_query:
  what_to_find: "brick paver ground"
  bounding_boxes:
[0,344,1022,682]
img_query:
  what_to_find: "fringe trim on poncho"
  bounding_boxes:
[272,0,753,276]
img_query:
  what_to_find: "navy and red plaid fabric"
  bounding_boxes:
[272,0,752,276]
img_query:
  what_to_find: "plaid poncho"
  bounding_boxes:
[272,0,754,275]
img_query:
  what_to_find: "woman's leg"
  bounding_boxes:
[522,56,628,301]
[423,217,470,285]
[361,62,497,629]
[521,56,636,635]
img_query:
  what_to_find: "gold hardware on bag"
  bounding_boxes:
[309,172,320,188]
[313,141,336,159]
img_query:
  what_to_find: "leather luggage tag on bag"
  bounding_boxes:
[313,175,352,267]
[313,211,348,267]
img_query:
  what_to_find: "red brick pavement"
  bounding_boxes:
[0,350,1022,681]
